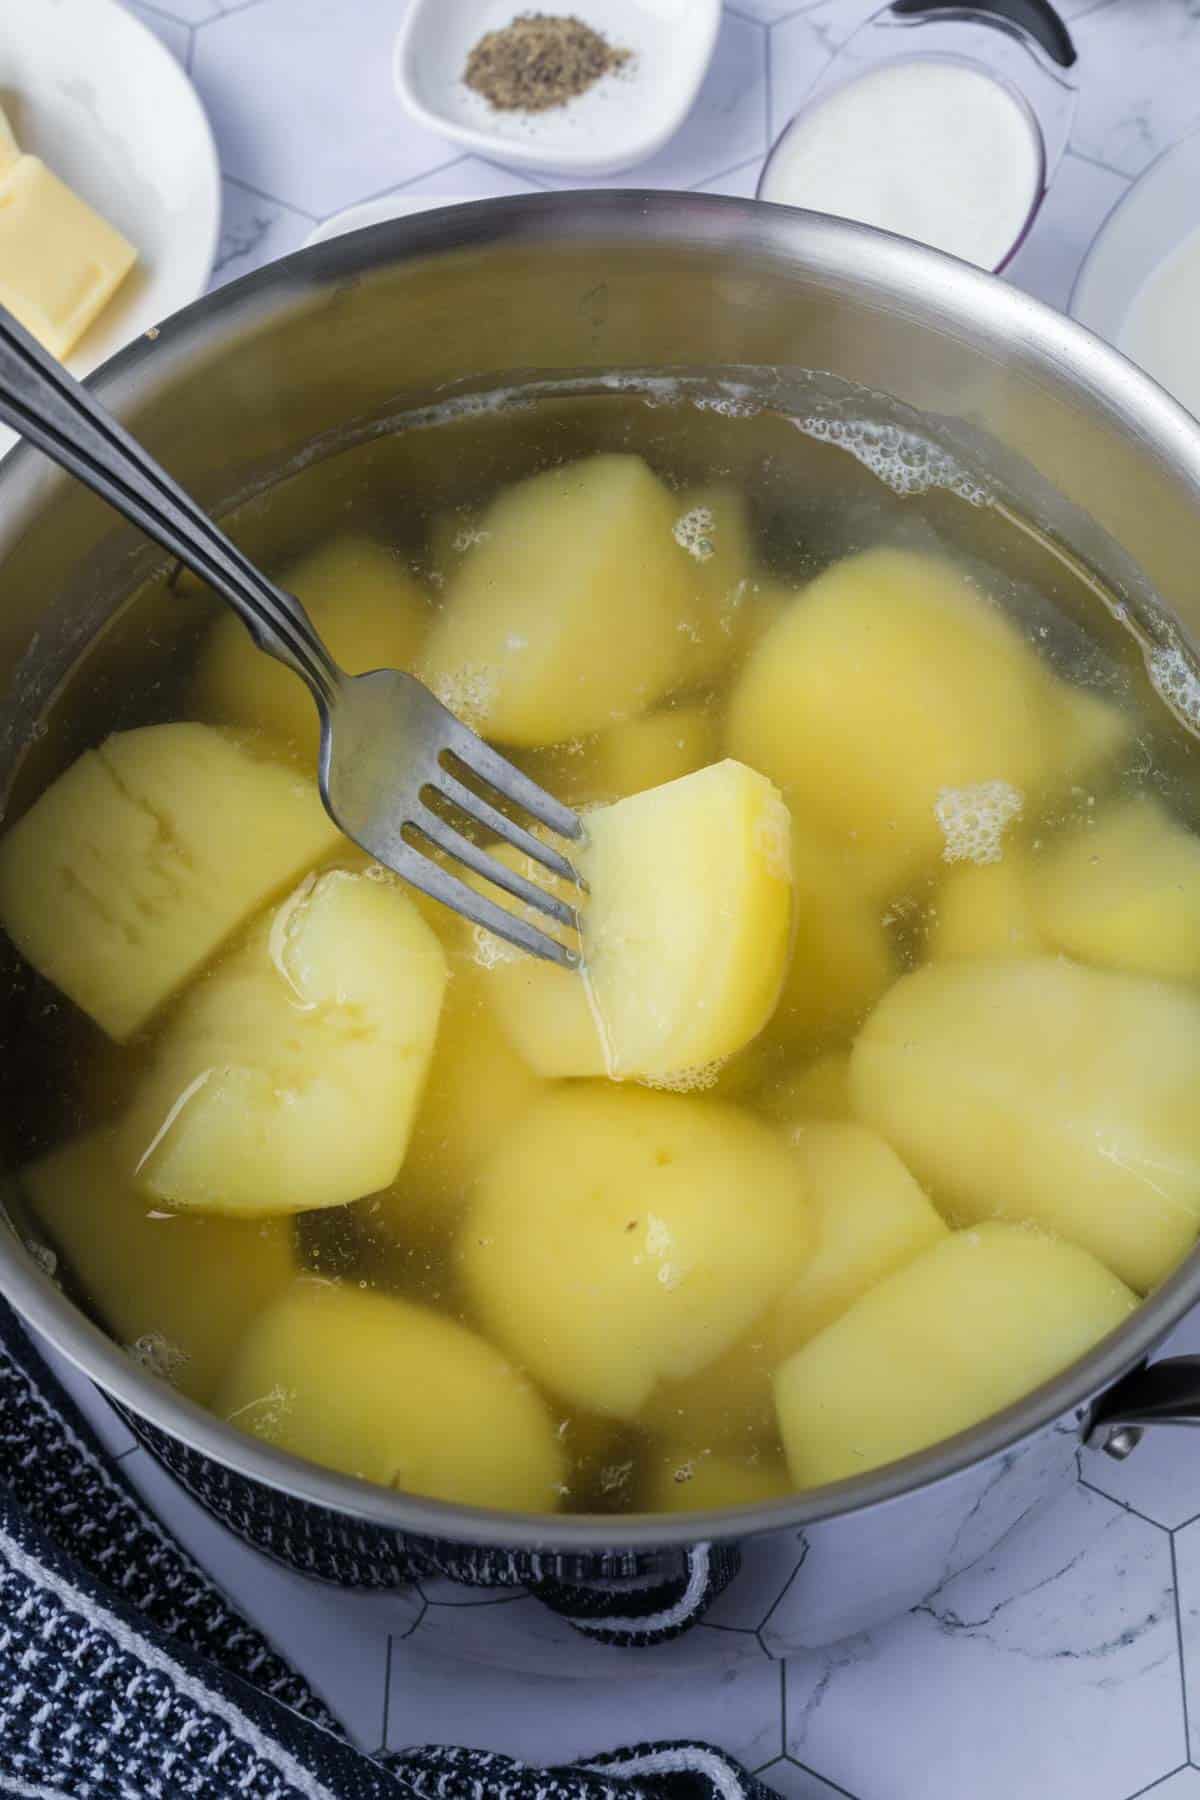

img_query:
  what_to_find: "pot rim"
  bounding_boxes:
[4,187,1200,1552]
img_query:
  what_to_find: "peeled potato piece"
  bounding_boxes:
[579,760,792,1081]
[927,850,1043,960]
[773,833,895,1052]
[643,1444,791,1514]
[419,454,693,745]
[197,537,431,761]
[853,955,1200,1291]
[23,1132,294,1405]
[1035,797,1200,982]
[772,1124,948,1355]
[726,548,1053,893]
[0,723,342,1042]
[123,868,447,1217]
[374,950,545,1239]
[460,1085,812,1420]
[465,840,605,1080]
[519,704,718,810]
[218,1277,564,1510]
[670,483,757,687]
[775,1223,1136,1488]
[643,1123,945,1446]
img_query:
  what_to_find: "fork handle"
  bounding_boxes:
[0,304,339,708]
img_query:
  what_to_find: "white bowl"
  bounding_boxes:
[394,0,720,177]
[0,0,220,456]
[1071,128,1200,345]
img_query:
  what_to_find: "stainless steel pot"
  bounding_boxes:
[3,191,1200,1673]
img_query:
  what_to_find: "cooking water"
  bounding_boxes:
[6,377,1200,1517]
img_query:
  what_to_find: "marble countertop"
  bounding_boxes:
[57,0,1200,1794]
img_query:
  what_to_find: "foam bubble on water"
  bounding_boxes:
[693,392,761,419]
[599,1460,634,1496]
[25,1239,57,1280]
[226,1382,294,1438]
[935,781,1023,864]
[1149,645,1200,732]
[638,1061,723,1094]
[127,1333,188,1384]
[793,415,989,504]
[452,524,489,554]
[470,922,518,969]
[672,506,716,561]
[432,664,497,731]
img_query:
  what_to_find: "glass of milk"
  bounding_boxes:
[758,0,1078,273]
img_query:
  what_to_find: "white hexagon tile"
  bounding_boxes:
[44,1,1200,1796]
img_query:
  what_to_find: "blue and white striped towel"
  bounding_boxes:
[0,1302,770,1800]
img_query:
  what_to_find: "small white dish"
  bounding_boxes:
[1070,129,1200,421]
[1071,128,1200,344]
[394,0,720,177]
[0,0,220,454]
[303,193,482,250]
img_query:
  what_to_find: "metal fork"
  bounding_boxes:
[0,305,584,966]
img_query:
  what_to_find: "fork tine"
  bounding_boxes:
[412,808,580,934]
[381,838,579,968]
[438,723,583,842]
[430,767,581,885]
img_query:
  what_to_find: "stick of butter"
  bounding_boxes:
[0,154,137,359]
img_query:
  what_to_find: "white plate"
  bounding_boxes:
[303,193,483,250]
[0,0,220,451]
[394,0,720,177]
[1070,128,1200,344]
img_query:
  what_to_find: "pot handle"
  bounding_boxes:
[1085,1357,1200,1459]
[890,0,1076,69]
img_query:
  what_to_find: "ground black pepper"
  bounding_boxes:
[463,13,631,113]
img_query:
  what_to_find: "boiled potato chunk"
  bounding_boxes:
[374,950,545,1238]
[759,1053,854,1127]
[646,1124,945,1446]
[519,704,717,810]
[726,549,1052,893]
[671,483,757,687]
[642,1444,791,1514]
[419,455,693,744]
[853,956,1200,1291]
[775,1223,1136,1488]
[773,834,895,1051]
[772,1123,948,1355]
[460,1085,812,1420]
[579,760,792,1081]
[466,840,605,1079]
[23,1132,293,1405]
[927,850,1043,960]
[1035,798,1200,982]
[197,537,431,761]
[218,1277,563,1510]
[0,724,342,1041]
[123,868,447,1216]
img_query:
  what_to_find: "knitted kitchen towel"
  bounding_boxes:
[0,1304,773,1800]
